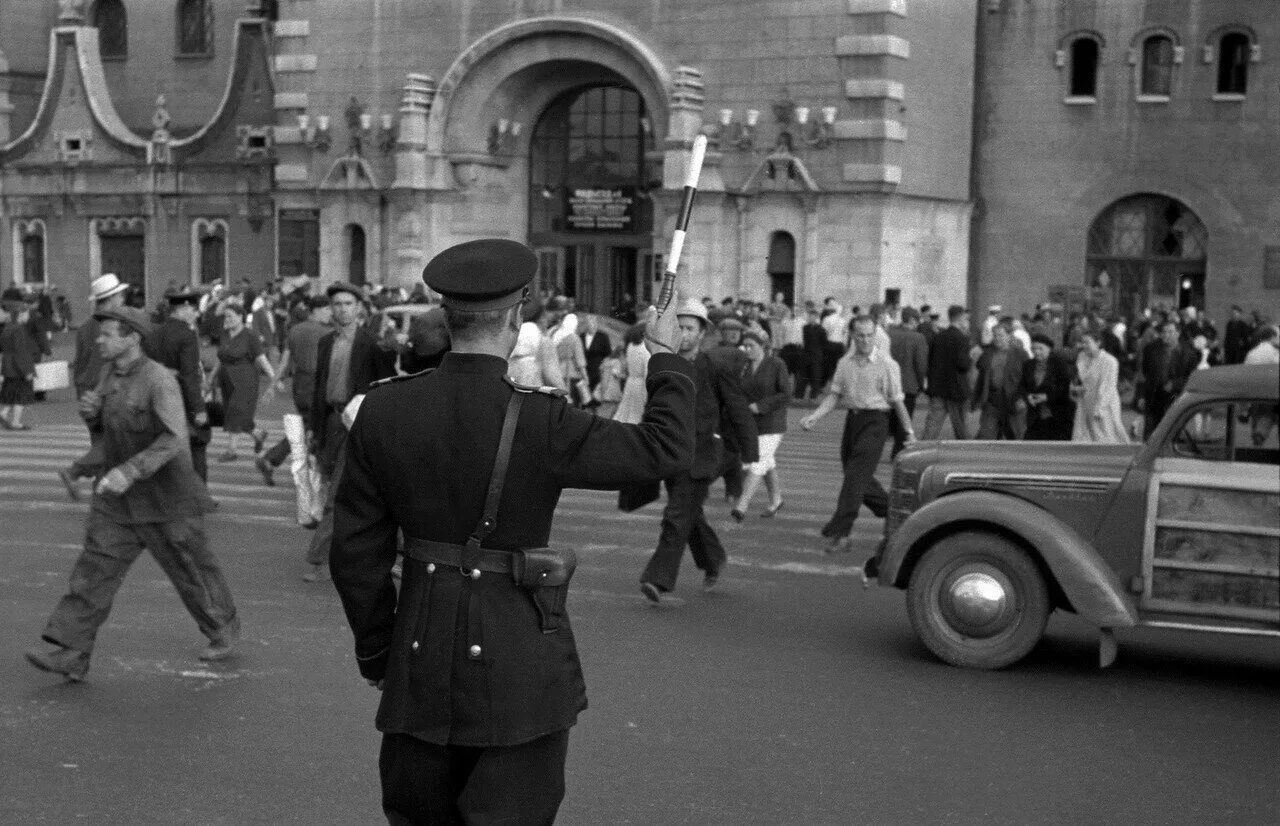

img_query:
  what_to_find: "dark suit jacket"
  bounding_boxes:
[926,326,973,401]
[145,318,206,421]
[888,325,928,395]
[691,351,758,479]
[974,345,1029,412]
[330,351,695,746]
[1020,353,1075,424]
[310,326,396,449]
[581,329,612,387]
[1140,340,1197,401]
[740,355,791,435]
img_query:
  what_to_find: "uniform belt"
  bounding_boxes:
[402,537,522,578]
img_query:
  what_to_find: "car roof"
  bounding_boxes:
[1184,364,1279,401]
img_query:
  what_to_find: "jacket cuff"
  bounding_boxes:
[355,643,390,682]
[646,352,694,385]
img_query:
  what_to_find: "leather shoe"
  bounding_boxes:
[639,582,662,604]
[703,566,722,591]
[199,619,240,662]
[823,535,853,555]
[761,500,785,518]
[255,456,275,487]
[25,645,90,682]
[729,508,745,523]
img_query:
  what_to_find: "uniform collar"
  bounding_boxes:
[438,351,509,374]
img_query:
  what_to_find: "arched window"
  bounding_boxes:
[1217,32,1250,95]
[92,0,128,60]
[1069,38,1100,97]
[1086,195,1207,318]
[1140,35,1175,96]
[176,0,213,57]
[12,220,47,286]
[192,219,228,285]
[346,224,367,286]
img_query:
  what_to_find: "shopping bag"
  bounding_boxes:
[33,360,70,392]
[284,413,323,526]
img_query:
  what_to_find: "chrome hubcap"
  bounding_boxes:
[944,571,1010,636]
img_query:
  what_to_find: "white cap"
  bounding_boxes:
[89,274,129,303]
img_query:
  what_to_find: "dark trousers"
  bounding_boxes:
[821,411,890,539]
[1143,392,1172,441]
[190,434,209,483]
[43,511,238,655]
[922,395,970,440]
[890,393,917,457]
[803,348,824,398]
[380,730,569,825]
[641,473,725,592]
[719,446,743,500]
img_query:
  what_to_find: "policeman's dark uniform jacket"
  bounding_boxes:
[329,240,695,822]
[145,292,211,481]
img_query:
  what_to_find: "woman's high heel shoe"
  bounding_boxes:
[761,500,785,518]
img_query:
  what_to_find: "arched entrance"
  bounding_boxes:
[767,231,796,305]
[345,224,366,286]
[1086,194,1208,318]
[528,85,652,314]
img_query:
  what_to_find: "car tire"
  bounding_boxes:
[906,531,1050,670]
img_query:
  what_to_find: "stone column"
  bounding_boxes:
[388,74,438,289]
[0,48,12,146]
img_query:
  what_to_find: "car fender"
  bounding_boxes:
[879,490,1138,628]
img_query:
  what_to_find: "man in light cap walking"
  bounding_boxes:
[26,306,238,681]
[639,297,757,603]
[330,238,694,823]
[57,274,130,499]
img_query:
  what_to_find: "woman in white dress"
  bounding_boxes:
[612,323,650,424]
[1072,331,1128,443]
[508,302,566,390]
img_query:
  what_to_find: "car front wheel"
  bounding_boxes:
[906,531,1050,670]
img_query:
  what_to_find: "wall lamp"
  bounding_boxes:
[489,119,523,155]
[794,106,837,149]
[296,114,331,153]
[715,108,760,151]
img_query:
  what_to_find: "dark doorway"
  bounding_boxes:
[100,234,145,303]
[346,224,367,286]
[21,232,45,285]
[528,85,651,313]
[1086,194,1207,318]
[278,209,320,278]
[767,231,795,305]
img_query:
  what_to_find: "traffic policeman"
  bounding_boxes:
[330,239,694,824]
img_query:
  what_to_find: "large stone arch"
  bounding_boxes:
[424,16,673,158]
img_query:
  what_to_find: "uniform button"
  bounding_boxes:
[426,563,436,574]
[470,568,482,580]
[411,641,420,652]
[468,644,482,658]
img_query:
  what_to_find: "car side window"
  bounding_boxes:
[1167,401,1280,464]
[1233,402,1280,465]
[1168,403,1230,461]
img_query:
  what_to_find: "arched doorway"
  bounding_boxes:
[767,231,796,305]
[1086,194,1207,318]
[528,85,652,314]
[346,224,366,286]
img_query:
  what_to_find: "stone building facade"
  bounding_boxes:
[971,0,1279,322]
[1,0,977,315]
[0,0,277,305]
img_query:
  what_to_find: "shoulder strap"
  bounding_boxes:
[466,390,524,550]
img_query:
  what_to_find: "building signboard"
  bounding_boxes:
[565,186,635,232]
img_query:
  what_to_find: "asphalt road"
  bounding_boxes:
[2,389,1277,825]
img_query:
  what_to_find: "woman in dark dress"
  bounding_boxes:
[1021,333,1075,440]
[732,330,793,520]
[0,300,41,430]
[213,301,275,461]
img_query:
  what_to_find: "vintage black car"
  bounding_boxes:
[866,363,1279,669]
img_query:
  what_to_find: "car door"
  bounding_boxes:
[1141,399,1280,629]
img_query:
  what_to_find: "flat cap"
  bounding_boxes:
[93,306,152,338]
[326,281,364,300]
[165,289,202,306]
[422,239,537,311]
[717,317,744,331]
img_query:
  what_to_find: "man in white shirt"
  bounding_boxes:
[1244,325,1279,364]
[980,304,1002,346]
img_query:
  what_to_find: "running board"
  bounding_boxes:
[1140,620,1280,639]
